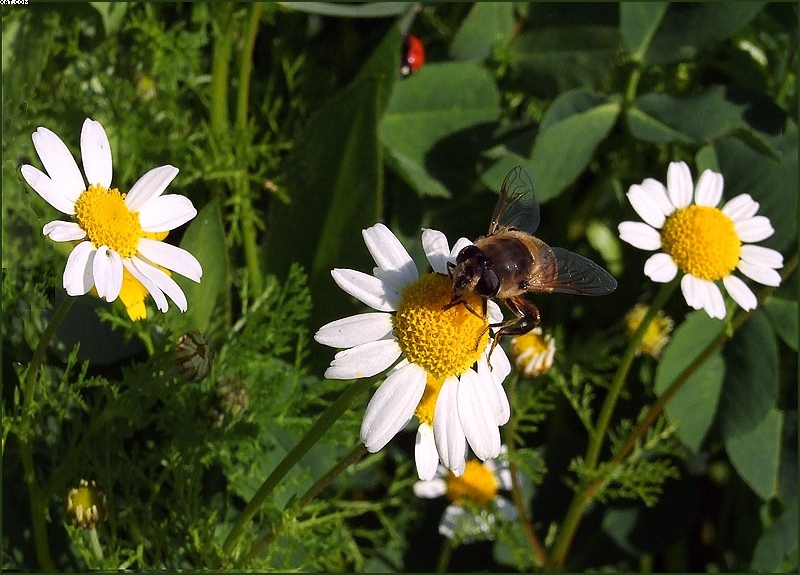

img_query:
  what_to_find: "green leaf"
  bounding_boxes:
[527,90,620,202]
[714,311,779,440]
[643,3,765,65]
[712,126,798,253]
[761,298,798,351]
[89,2,129,36]
[628,85,788,155]
[726,408,782,500]
[750,501,798,571]
[449,2,515,61]
[655,311,726,452]
[620,2,668,62]
[173,198,227,335]
[381,61,501,197]
[263,28,398,338]
[281,2,410,18]
[510,19,618,98]
[2,11,54,105]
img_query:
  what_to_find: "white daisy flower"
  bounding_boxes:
[413,448,518,542]
[618,161,783,319]
[314,224,512,479]
[21,118,202,313]
[509,327,556,378]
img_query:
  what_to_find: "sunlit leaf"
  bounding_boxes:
[620,2,668,62]
[449,2,515,61]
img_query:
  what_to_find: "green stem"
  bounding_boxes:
[548,279,677,570]
[88,527,104,561]
[504,373,547,567]
[23,296,74,413]
[222,377,374,559]
[209,3,234,139]
[20,444,55,570]
[235,2,265,296]
[436,538,455,573]
[245,443,367,562]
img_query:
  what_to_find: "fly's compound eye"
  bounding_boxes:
[476,269,500,298]
[456,244,482,264]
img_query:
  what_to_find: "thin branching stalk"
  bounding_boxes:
[222,377,373,559]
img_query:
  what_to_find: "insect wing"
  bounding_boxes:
[538,247,617,295]
[488,166,540,236]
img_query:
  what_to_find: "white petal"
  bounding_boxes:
[735,216,774,243]
[740,245,784,269]
[331,268,401,312]
[439,505,463,539]
[680,274,705,311]
[324,339,402,379]
[314,312,394,348]
[414,423,441,481]
[723,275,757,311]
[124,165,179,211]
[137,238,202,282]
[494,496,519,521]
[362,223,418,290]
[92,246,123,302]
[138,195,197,232]
[21,165,79,215]
[42,220,86,242]
[63,241,96,296]
[721,194,759,222]
[643,253,678,283]
[694,169,723,207]
[413,476,447,499]
[80,118,112,188]
[486,345,511,386]
[421,228,452,274]
[123,259,168,312]
[457,369,501,460]
[618,221,662,251]
[704,280,727,319]
[484,358,511,425]
[666,161,694,208]
[433,377,467,477]
[641,178,678,217]
[626,184,667,228]
[487,300,504,325]
[737,261,782,287]
[30,126,85,200]
[360,362,427,452]
[129,256,188,312]
[450,237,473,260]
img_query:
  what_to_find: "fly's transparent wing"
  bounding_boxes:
[544,247,617,295]
[488,166,540,235]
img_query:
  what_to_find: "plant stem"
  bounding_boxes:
[20,444,55,570]
[222,377,374,559]
[209,4,234,140]
[88,527,104,561]
[548,279,677,570]
[235,2,265,296]
[504,373,547,567]
[23,296,74,413]
[245,443,367,562]
[436,538,455,573]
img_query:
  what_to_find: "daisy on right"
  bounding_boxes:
[618,161,783,319]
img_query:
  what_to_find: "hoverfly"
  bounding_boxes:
[447,166,617,361]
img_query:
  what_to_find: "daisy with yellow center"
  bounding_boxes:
[624,303,673,359]
[618,161,783,319]
[314,224,511,479]
[413,447,517,542]
[509,327,556,377]
[21,118,202,314]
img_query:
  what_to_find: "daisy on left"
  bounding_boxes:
[21,118,202,313]
[315,224,512,479]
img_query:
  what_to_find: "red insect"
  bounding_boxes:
[400,34,426,77]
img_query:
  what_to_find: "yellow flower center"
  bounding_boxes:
[445,460,498,507]
[393,273,489,382]
[660,205,740,281]
[74,184,142,258]
[509,329,554,377]
[66,479,108,529]
[624,304,673,359]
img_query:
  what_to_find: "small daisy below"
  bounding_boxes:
[413,448,517,543]
[21,118,202,315]
[624,303,673,359]
[509,327,556,377]
[314,224,512,479]
[618,161,783,319]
